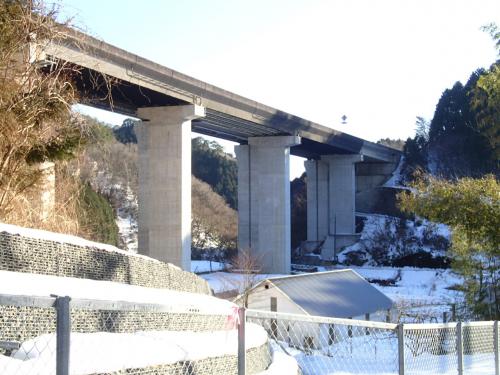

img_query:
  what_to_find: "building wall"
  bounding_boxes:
[244,283,320,349]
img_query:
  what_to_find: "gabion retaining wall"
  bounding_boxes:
[0,231,210,295]
[0,305,229,343]
[0,304,271,375]
[90,342,271,375]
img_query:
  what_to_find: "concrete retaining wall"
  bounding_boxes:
[0,231,211,295]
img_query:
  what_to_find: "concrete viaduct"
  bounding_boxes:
[41,29,401,274]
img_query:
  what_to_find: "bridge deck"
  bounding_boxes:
[43,28,400,162]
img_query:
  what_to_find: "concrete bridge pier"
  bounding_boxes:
[136,105,205,271]
[304,159,329,242]
[235,135,301,274]
[305,154,363,260]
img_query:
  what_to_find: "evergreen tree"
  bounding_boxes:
[403,117,429,174]
[113,119,138,144]
[471,23,500,167]
[78,183,120,246]
[191,137,238,209]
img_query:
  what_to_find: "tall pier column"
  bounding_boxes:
[305,154,363,259]
[321,154,363,258]
[136,105,205,270]
[235,135,300,274]
[323,154,363,235]
[304,159,329,242]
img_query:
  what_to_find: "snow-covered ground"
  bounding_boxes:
[257,342,299,375]
[1,323,268,375]
[191,260,226,274]
[0,270,234,315]
[280,335,494,375]
[337,266,463,322]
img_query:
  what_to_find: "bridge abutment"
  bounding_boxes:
[235,136,301,274]
[136,105,205,271]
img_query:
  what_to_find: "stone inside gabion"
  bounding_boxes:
[0,232,211,294]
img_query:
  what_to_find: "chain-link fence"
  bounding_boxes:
[1,293,498,375]
[246,309,500,375]
[0,294,270,375]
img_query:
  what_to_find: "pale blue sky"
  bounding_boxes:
[60,0,500,178]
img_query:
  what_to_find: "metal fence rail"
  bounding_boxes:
[246,309,500,375]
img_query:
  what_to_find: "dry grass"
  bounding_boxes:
[2,161,87,237]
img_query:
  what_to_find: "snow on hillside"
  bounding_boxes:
[115,185,138,253]
[0,270,233,315]
[116,212,137,252]
[383,156,405,188]
[339,214,451,266]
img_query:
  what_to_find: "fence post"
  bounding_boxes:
[457,321,463,375]
[270,297,278,339]
[494,321,499,375]
[238,307,246,375]
[398,324,405,375]
[55,296,71,375]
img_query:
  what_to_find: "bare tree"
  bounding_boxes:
[228,248,263,307]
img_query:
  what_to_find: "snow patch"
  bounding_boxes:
[191,260,226,274]
[0,270,234,315]
[339,214,451,265]
[257,342,299,374]
[383,156,405,188]
[2,324,268,375]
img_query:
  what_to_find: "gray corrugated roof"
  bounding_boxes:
[266,270,393,318]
